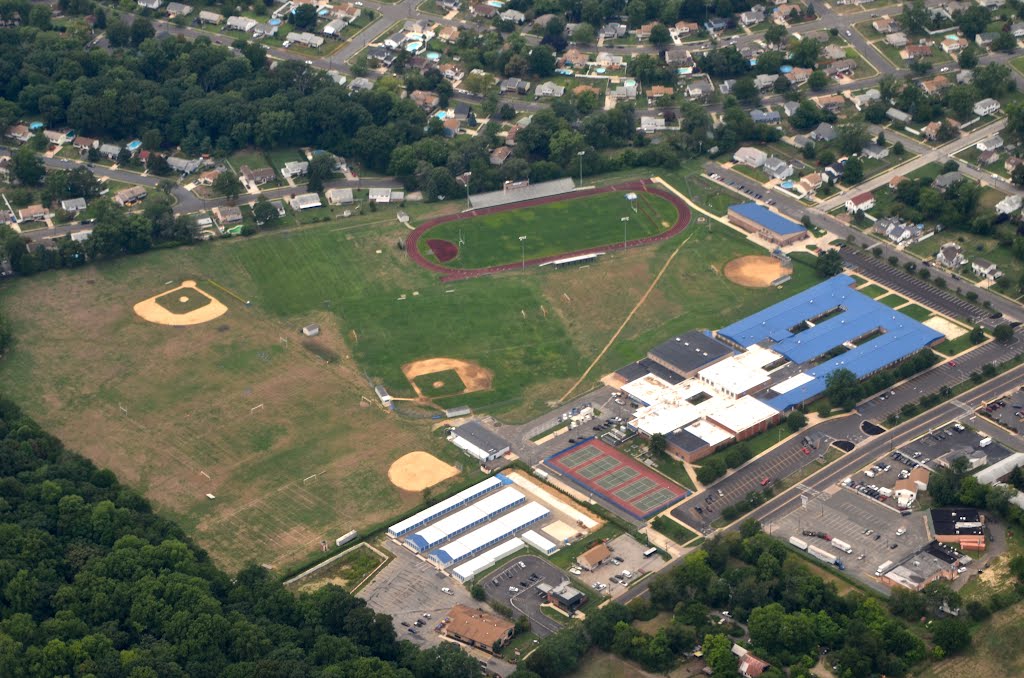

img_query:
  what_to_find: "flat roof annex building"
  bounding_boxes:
[728,203,808,245]
[449,421,511,463]
[444,604,514,653]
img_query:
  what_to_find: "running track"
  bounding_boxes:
[406,180,692,282]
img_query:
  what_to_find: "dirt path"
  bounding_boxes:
[558,232,695,403]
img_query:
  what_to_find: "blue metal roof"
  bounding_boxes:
[406,534,430,551]
[719,275,944,410]
[729,203,806,236]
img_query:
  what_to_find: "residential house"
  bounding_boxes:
[197,10,224,24]
[674,20,699,35]
[196,168,222,186]
[367,47,395,67]
[704,17,727,32]
[595,52,625,69]
[862,143,889,160]
[845,191,875,212]
[226,16,257,32]
[822,162,844,183]
[438,25,459,43]
[1012,22,1024,38]
[212,205,243,225]
[639,115,667,132]
[933,171,964,191]
[42,129,71,145]
[732,644,771,678]
[489,146,512,166]
[824,44,846,60]
[923,118,959,141]
[941,37,968,54]
[98,143,122,160]
[504,125,520,146]
[664,47,692,65]
[979,150,999,165]
[72,136,98,153]
[825,59,856,78]
[875,216,917,244]
[240,165,275,186]
[957,69,974,84]
[470,3,497,17]
[783,101,800,117]
[409,90,440,111]
[18,204,51,222]
[286,31,324,48]
[977,135,1004,152]
[349,77,373,91]
[610,82,638,100]
[751,109,781,123]
[754,73,779,90]
[685,80,714,99]
[785,66,813,85]
[978,0,1005,7]
[852,89,881,109]
[873,18,898,33]
[635,22,658,39]
[936,242,966,268]
[452,102,471,120]
[325,187,354,205]
[0,149,10,181]
[974,98,1001,116]
[440,63,464,81]
[4,124,31,142]
[1005,156,1024,174]
[971,258,1002,279]
[810,122,836,142]
[763,156,793,180]
[535,82,565,97]
[817,94,845,112]
[334,2,361,21]
[996,193,1023,215]
[889,175,906,189]
[290,193,322,211]
[887,108,912,124]
[60,198,87,213]
[561,48,588,67]
[886,31,908,48]
[647,85,674,103]
[438,0,461,10]
[500,78,530,94]
[322,18,349,37]
[166,156,201,175]
[137,0,161,9]
[442,117,461,137]
[443,605,514,654]
[734,147,768,168]
[740,9,765,25]
[599,22,627,39]
[975,32,998,47]
[500,9,525,23]
[902,44,933,60]
[166,2,192,15]
[719,79,736,94]
[797,173,822,194]
[282,161,309,179]
[774,4,802,22]
[368,188,394,203]
[920,74,950,95]
[114,186,147,206]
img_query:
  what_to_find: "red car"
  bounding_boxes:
[802,446,810,455]
[760,477,771,486]
[947,360,957,367]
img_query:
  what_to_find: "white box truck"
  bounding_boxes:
[789,536,809,550]
[831,538,853,554]
[979,437,993,448]
[875,560,893,577]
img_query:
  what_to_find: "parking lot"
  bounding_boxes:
[361,542,478,647]
[481,555,566,637]
[768,487,931,592]
[980,388,1024,433]
[573,533,669,593]
[900,422,1014,468]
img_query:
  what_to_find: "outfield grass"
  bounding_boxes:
[419,191,679,269]
[878,293,909,308]
[413,369,466,397]
[898,303,933,321]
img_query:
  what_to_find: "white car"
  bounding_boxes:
[896,528,906,536]
[441,587,454,595]
[940,66,949,73]
[846,30,852,37]
[508,586,519,593]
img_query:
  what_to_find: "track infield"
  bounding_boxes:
[545,438,688,519]
[408,180,691,281]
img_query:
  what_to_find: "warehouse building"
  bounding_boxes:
[404,486,526,552]
[882,541,964,591]
[727,203,808,245]
[451,538,526,582]
[521,529,559,555]
[449,421,511,463]
[930,508,986,550]
[387,475,509,538]
[428,502,550,567]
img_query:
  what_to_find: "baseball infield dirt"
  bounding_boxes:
[723,256,789,288]
[401,357,493,397]
[133,280,228,326]
[388,451,459,492]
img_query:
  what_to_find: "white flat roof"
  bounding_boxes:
[631,403,701,436]
[698,350,775,395]
[521,529,558,553]
[622,373,674,405]
[771,372,815,394]
[408,487,524,547]
[451,538,525,581]
[388,476,503,536]
[684,419,734,447]
[708,395,778,434]
[435,502,550,563]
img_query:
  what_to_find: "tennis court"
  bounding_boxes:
[545,438,688,520]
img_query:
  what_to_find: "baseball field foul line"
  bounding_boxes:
[558,231,694,403]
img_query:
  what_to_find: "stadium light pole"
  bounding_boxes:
[459,171,472,209]
[519,235,527,271]
[577,150,585,187]
[621,217,629,250]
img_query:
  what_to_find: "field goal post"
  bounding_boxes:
[303,472,323,485]
[250,403,264,415]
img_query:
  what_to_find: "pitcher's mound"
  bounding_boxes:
[724,255,788,288]
[388,451,459,492]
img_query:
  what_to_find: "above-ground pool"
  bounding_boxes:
[269,17,281,25]
[434,111,448,120]
[406,41,422,52]
[780,181,795,189]
[317,8,329,15]
[780,65,793,73]
[486,0,504,7]
[595,67,606,74]
[426,51,441,61]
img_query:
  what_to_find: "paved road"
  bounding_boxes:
[616,356,1024,604]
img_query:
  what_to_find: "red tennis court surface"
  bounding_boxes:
[545,439,688,519]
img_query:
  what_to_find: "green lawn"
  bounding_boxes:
[419,191,679,269]
[898,303,933,321]
[858,283,888,298]
[413,369,467,397]
[877,293,909,308]
[650,515,697,544]
[228,148,271,173]
[935,333,978,356]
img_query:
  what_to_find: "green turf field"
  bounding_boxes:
[413,369,467,397]
[419,191,679,269]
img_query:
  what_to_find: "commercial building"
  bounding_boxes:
[451,538,525,582]
[448,421,511,463]
[444,605,514,653]
[646,330,733,378]
[930,508,986,550]
[882,541,965,591]
[521,529,558,555]
[538,581,587,613]
[387,475,508,538]
[428,502,550,567]
[577,542,612,571]
[727,203,808,245]
[404,486,526,552]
